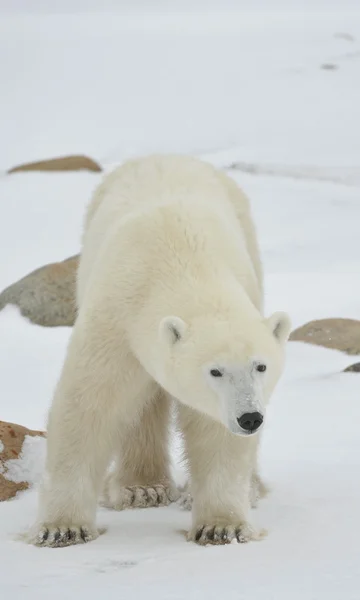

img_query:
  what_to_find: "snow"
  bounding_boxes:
[2,435,46,485]
[0,1,360,598]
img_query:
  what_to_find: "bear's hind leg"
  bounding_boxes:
[101,389,179,510]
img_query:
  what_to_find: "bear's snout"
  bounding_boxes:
[237,411,263,433]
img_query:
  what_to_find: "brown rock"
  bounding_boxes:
[0,255,79,327]
[290,318,360,355]
[7,155,102,174]
[344,362,360,373]
[0,421,45,501]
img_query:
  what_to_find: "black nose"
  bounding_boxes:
[237,412,263,432]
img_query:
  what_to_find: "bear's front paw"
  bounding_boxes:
[188,522,266,546]
[26,523,101,548]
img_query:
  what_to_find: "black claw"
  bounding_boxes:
[53,529,61,543]
[212,528,220,542]
[155,489,162,506]
[128,488,136,505]
[141,487,150,503]
[235,527,244,542]
[206,526,216,541]
[195,526,205,542]
[65,529,72,542]
[69,529,77,542]
[80,528,89,542]
[41,528,49,542]
[221,529,228,541]
[148,488,156,507]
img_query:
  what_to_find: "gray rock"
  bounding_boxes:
[0,255,79,327]
[320,63,338,70]
[344,362,360,373]
[290,318,360,355]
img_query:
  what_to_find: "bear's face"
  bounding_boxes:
[156,312,291,436]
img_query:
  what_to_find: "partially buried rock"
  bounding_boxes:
[320,63,338,71]
[0,421,46,501]
[290,318,360,355]
[0,255,79,327]
[7,155,102,174]
[344,362,360,373]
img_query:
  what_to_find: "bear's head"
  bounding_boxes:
[155,311,291,436]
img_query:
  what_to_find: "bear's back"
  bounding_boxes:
[77,155,263,312]
[84,155,230,231]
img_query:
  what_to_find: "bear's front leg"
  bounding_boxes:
[27,318,149,548]
[178,405,266,546]
[178,469,268,511]
[31,393,110,549]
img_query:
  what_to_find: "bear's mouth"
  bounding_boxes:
[231,427,263,437]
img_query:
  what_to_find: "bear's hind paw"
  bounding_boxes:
[101,483,180,511]
[250,473,269,508]
[177,489,193,511]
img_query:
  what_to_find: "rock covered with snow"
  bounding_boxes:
[0,421,46,501]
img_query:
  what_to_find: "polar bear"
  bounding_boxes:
[28,154,290,548]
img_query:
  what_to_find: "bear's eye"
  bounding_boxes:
[256,364,267,373]
[210,369,223,378]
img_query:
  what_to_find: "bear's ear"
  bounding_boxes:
[266,311,291,345]
[159,316,187,345]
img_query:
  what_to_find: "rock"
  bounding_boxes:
[7,155,102,174]
[290,318,360,355]
[0,255,79,327]
[0,421,45,501]
[320,63,338,70]
[344,362,360,373]
[333,32,355,42]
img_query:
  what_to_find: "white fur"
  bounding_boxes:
[27,154,290,547]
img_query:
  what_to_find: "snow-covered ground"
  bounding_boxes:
[1,2,360,598]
